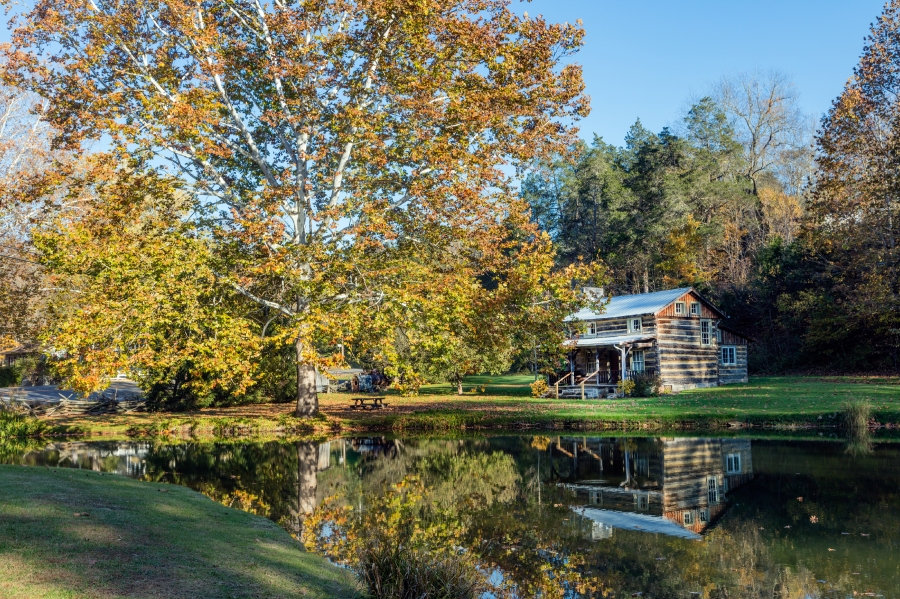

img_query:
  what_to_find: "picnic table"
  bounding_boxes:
[350,396,388,410]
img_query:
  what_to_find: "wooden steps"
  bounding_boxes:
[552,385,617,400]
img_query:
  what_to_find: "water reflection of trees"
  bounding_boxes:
[300,437,802,597]
[10,437,900,597]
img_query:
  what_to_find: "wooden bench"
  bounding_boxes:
[350,396,388,410]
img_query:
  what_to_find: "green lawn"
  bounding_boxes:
[417,373,537,396]
[334,375,900,430]
[30,375,900,439]
[0,466,359,599]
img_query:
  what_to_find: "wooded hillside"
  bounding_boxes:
[523,10,900,374]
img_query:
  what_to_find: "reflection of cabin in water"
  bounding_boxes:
[558,288,751,396]
[553,437,753,539]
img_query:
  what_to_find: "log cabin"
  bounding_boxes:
[557,287,750,397]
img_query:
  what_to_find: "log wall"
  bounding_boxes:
[718,344,748,384]
[656,315,719,390]
[576,314,657,338]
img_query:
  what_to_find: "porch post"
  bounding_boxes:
[616,346,627,383]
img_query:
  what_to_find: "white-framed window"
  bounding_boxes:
[633,493,649,510]
[690,302,701,316]
[631,350,645,373]
[700,320,712,345]
[585,322,596,336]
[707,477,719,504]
[683,511,694,525]
[589,490,601,505]
[628,317,642,333]
[698,509,709,524]
[721,346,736,365]
[674,301,686,315]
[726,453,741,474]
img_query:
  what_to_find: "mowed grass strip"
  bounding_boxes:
[317,375,900,429]
[0,465,359,599]
[38,376,900,438]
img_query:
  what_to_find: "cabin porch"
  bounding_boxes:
[551,342,657,399]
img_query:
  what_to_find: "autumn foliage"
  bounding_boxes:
[2,0,598,409]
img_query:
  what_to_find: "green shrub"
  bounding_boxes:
[0,357,53,387]
[0,408,46,439]
[0,366,19,387]
[631,372,661,398]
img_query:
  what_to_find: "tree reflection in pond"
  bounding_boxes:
[9,436,900,598]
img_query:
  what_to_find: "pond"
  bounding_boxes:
[6,434,899,598]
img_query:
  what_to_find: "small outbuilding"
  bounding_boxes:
[559,287,750,395]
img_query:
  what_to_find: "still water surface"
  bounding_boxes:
[8,435,900,597]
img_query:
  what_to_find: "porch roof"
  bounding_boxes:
[565,334,653,348]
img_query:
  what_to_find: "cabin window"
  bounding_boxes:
[674,301,686,315]
[700,320,712,345]
[707,477,719,504]
[589,490,601,505]
[628,317,642,333]
[726,453,741,474]
[633,493,649,511]
[690,302,701,316]
[721,346,736,365]
[683,511,694,525]
[631,350,645,373]
[698,509,709,524]
[585,322,596,336]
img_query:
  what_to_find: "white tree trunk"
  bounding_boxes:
[295,337,319,417]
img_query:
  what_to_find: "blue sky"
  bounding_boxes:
[518,0,886,146]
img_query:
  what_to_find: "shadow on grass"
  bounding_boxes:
[0,465,360,599]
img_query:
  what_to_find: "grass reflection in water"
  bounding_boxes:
[9,434,900,598]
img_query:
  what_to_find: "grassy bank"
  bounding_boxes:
[20,375,900,439]
[0,465,358,599]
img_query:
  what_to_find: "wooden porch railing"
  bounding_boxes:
[549,368,660,399]
[554,372,573,399]
[580,369,601,399]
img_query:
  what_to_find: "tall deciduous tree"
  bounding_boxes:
[0,83,60,350]
[807,0,900,369]
[4,0,590,414]
[714,70,811,196]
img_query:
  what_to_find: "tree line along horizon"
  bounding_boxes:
[0,0,897,414]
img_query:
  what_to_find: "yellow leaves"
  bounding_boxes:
[37,157,261,398]
[658,215,710,287]
[759,187,802,244]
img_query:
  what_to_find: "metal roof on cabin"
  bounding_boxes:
[565,288,693,321]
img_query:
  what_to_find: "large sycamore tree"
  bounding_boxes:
[4,0,591,414]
